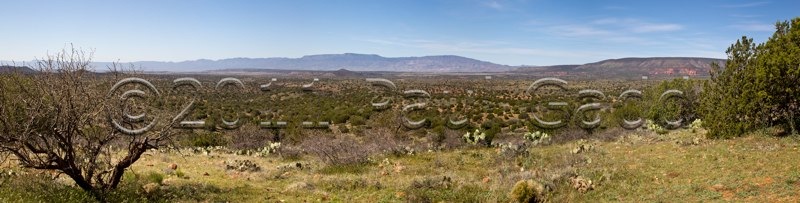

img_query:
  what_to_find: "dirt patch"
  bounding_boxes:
[753,177,774,187]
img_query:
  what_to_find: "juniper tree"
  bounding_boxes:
[701,17,800,138]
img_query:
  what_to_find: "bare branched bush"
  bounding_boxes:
[227,125,269,150]
[364,128,411,156]
[439,128,467,150]
[277,144,304,160]
[300,134,369,166]
[0,47,175,199]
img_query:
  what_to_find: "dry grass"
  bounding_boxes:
[2,128,800,202]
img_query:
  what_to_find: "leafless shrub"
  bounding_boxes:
[277,144,304,160]
[364,129,411,156]
[494,140,529,162]
[436,128,467,150]
[227,125,269,150]
[300,134,369,166]
[0,47,175,200]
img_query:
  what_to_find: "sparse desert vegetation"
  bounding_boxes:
[3,126,800,202]
[1,16,799,203]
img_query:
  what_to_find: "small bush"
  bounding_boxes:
[301,135,369,166]
[786,170,800,186]
[349,115,366,126]
[496,142,528,160]
[183,132,227,148]
[364,129,414,156]
[175,170,186,178]
[145,172,164,185]
[227,125,269,150]
[509,179,547,203]
[440,129,467,150]
[482,120,502,146]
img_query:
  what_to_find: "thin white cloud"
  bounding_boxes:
[631,23,683,33]
[719,1,769,8]
[543,18,683,45]
[534,18,707,54]
[590,18,683,33]
[549,25,612,37]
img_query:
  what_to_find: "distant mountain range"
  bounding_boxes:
[0,65,35,74]
[92,53,514,72]
[3,54,727,77]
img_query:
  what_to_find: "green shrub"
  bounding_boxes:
[175,170,186,178]
[183,132,227,147]
[644,79,701,129]
[145,172,165,185]
[481,120,501,146]
[701,18,800,138]
[332,113,350,124]
[509,179,546,203]
[349,115,366,126]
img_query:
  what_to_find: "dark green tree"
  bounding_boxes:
[755,19,800,135]
[701,17,800,138]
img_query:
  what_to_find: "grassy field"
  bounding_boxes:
[2,127,799,202]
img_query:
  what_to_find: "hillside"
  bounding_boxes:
[0,65,35,74]
[578,57,725,77]
[516,57,725,78]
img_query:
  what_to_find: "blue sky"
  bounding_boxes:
[1,0,797,66]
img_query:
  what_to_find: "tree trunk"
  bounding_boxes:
[63,169,104,201]
[789,111,798,136]
[108,142,148,189]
